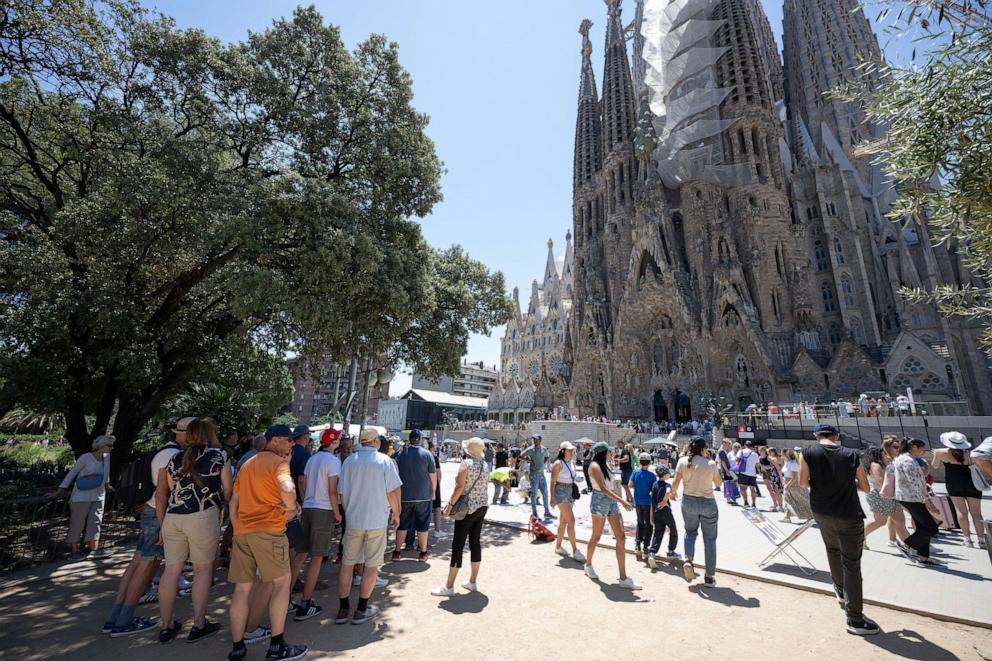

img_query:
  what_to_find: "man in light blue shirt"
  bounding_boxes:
[336,429,402,626]
[522,435,553,520]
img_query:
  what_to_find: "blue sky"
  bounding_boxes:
[148,1,912,396]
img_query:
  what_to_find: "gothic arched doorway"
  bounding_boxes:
[674,389,692,423]
[653,390,670,423]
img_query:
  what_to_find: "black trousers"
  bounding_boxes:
[450,506,487,568]
[812,513,865,621]
[649,507,678,554]
[635,505,653,547]
[900,500,939,558]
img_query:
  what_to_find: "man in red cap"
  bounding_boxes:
[288,428,342,621]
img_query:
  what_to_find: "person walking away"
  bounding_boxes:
[799,423,879,635]
[549,442,585,563]
[158,418,231,643]
[735,441,760,508]
[286,425,311,573]
[583,443,639,589]
[431,438,490,595]
[671,437,723,585]
[780,449,812,523]
[628,453,657,561]
[291,428,341,622]
[862,446,907,549]
[932,431,986,549]
[484,443,494,473]
[336,428,402,625]
[522,435,553,520]
[227,424,307,661]
[392,429,437,562]
[102,420,189,636]
[892,437,941,566]
[647,465,679,568]
[617,441,634,501]
[58,435,114,559]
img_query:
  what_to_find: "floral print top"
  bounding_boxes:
[893,453,927,503]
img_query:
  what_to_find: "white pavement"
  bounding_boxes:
[438,461,992,627]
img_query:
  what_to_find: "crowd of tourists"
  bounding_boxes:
[54,411,992,654]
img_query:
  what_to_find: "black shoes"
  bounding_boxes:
[187,619,221,643]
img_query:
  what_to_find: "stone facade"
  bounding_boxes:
[565,0,992,421]
[489,235,574,423]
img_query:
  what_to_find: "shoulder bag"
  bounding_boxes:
[566,462,581,501]
[971,463,991,492]
[446,462,485,521]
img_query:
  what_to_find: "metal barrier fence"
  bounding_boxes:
[722,408,992,450]
[0,459,139,573]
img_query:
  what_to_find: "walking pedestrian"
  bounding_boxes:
[291,428,342,622]
[58,435,114,559]
[765,448,785,512]
[336,428,402,625]
[522,435,553,520]
[617,441,634,501]
[862,446,908,549]
[431,438,490,596]
[392,429,437,562]
[893,437,940,567]
[781,448,812,523]
[671,437,722,585]
[646,465,679,568]
[799,423,879,635]
[932,431,986,549]
[227,423,308,661]
[628,453,657,561]
[735,441,760,507]
[583,443,639,589]
[549,441,584,563]
[428,440,448,539]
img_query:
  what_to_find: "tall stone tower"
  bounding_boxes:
[564,0,992,418]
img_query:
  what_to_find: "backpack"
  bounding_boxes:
[116,443,178,507]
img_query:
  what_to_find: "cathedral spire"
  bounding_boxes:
[601,0,636,154]
[574,19,603,189]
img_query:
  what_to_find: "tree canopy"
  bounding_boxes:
[0,0,511,463]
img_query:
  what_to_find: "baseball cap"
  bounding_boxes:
[814,423,838,434]
[291,424,310,438]
[409,429,422,441]
[638,452,652,462]
[560,441,576,451]
[320,428,341,447]
[173,417,197,433]
[265,424,293,440]
[532,434,543,441]
[591,441,610,455]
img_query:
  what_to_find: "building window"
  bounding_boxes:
[822,281,837,312]
[834,237,845,265]
[814,240,828,272]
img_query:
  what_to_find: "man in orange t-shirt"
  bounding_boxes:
[227,425,307,661]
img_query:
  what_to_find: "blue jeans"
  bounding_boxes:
[530,473,550,516]
[682,495,719,577]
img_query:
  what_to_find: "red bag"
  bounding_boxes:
[528,515,555,542]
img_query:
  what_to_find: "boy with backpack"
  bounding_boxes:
[101,417,192,636]
[647,465,679,568]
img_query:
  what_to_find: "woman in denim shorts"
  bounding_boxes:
[583,442,639,590]
[549,442,585,564]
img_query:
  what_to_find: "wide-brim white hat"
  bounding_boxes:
[940,431,971,450]
[560,441,576,451]
[462,437,485,459]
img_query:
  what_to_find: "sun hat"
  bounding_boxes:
[92,435,115,450]
[462,437,486,459]
[173,417,197,433]
[939,431,971,450]
[560,441,576,451]
[320,428,341,447]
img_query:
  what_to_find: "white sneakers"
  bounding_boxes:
[617,577,642,590]
[555,546,570,558]
[430,586,455,597]
[461,582,478,592]
[572,549,586,563]
[352,575,389,588]
[584,564,599,580]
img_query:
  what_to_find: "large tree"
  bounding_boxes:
[0,1,511,465]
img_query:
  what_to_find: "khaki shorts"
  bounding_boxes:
[229,531,290,583]
[342,528,387,568]
[296,508,335,556]
[162,508,220,566]
[67,501,103,543]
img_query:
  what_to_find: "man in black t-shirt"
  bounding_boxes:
[617,441,633,500]
[494,444,508,469]
[800,424,878,636]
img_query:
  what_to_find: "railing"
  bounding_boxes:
[0,490,139,573]
[723,406,992,450]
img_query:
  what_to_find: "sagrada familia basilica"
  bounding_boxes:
[487,0,992,424]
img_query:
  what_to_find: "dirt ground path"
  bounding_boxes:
[0,523,988,661]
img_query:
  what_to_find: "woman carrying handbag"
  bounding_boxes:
[432,438,489,597]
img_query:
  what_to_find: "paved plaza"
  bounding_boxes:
[0,460,989,661]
